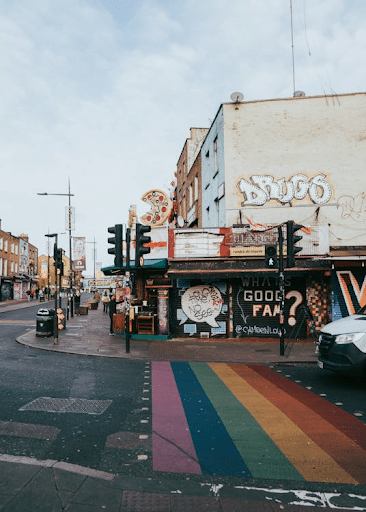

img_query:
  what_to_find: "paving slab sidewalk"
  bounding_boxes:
[15,300,319,364]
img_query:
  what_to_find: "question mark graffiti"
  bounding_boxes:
[285,290,303,326]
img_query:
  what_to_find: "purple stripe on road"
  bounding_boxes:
[152,361,201,474]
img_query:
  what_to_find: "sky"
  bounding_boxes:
[1,0,365,276]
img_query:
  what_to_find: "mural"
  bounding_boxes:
[176,283,227,337]
[140,190,172,226]
[236,173,333,207]
[332,270,366,321]
[233,277,306,338]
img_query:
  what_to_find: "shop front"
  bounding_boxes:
[168,260,331,340]
[0,277,13,301]
[103,260,172,339]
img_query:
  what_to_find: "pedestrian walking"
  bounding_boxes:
[102,292,109,313]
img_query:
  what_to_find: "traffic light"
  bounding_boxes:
[265,245,277,268]
[135,223,151,267]
[286,220,303,268]
[54,246,63,269]
[108,224,123,268]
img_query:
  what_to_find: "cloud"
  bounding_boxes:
[0,0,365,273]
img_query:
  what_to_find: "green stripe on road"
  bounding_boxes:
[190,362,303,481]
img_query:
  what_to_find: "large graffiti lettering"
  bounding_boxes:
[234,278,306,338]
[236,173,333,206]
[181,285,224,328]
[334,271,366,317]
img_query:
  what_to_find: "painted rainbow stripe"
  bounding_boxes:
[151,362,366,484]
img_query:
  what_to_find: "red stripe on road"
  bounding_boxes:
[151,361,201,474]
[236,364,366,484]
[248,364,366,451]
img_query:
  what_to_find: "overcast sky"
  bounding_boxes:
[1,0,365,275]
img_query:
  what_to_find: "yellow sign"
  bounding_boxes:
[230,246,265,257]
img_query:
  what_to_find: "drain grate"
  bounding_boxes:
[19,397,112,415]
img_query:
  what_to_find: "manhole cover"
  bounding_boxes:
[19,397,112,415]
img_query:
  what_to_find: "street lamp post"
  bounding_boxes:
[37,181,75,319]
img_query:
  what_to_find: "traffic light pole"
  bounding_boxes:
[53,241,59,346]
[125,227,131,354]
[278,225,285,356]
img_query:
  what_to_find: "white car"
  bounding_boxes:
[318,305,366,378]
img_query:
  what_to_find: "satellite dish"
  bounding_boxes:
[230,92,244,103]
[177,216,185,228]
[293,91,306,97]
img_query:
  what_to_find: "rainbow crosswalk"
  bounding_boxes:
[151,362,366,484]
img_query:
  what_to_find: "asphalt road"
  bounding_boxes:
[0,304,150,474]
[0,304,366,512]
[270,363,366,423]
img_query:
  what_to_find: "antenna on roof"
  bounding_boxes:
[290,0,296,96]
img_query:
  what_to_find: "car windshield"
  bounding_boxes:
[357,304,366,315]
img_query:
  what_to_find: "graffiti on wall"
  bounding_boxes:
[236,173,333,207]
[176,284,227,336]
[234,277,306,338]
[332,270,366,321]
[181,285,224,328]
[337,193,366,222]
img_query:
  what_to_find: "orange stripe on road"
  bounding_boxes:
[212,363,357,485]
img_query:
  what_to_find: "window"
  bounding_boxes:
[15,263,18,273]
[214,136,218,171]
[3,259,7,275]
[194,176,198,201]
[205,150,210,185]
[11,243,14,254]
[15,245,18,255]
[11,261,14,272]
[0,258,2,276]
[0,238,3,250]
[4,240,8,252]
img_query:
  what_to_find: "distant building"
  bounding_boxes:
[0,222,39,301]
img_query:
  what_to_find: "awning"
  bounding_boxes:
[102,259,168,276]
[167,258,330,279]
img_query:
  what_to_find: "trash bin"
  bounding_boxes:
[36,308,55,337]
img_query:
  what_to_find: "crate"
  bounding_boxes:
[137,315,155,335]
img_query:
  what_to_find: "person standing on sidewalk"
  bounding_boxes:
[108,294,122,335]
[74,290,81,315]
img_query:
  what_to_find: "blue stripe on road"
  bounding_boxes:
[171,362,252,478]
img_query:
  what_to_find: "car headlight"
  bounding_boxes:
[335,332,365,344]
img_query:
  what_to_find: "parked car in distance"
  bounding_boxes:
[318,305,366,378]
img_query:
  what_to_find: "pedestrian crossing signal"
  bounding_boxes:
[265,245,277,268]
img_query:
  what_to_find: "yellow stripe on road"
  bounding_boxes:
[209,363,357,484]
[0,320,35,324]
